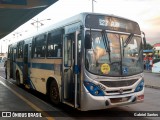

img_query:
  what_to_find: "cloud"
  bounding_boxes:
[2,0,160,47]
[141,15,160,45]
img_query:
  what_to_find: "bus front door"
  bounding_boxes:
[12,47,16,80]
[23,44,29,87]
[63,31,79,108]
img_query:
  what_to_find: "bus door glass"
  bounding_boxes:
[10,47,14,78]
[7,45,11,79]
[23,44,29,82]
[63,31,80,108]
[12,47,17,79]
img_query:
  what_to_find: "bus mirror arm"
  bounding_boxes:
[85,34,92,49]
[143,37,146,49]
[141,31,146,49]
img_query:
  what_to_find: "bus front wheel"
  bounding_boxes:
[49,80,60,104]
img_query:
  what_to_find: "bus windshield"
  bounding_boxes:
[85,31,143,76]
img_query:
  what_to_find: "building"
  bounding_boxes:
[0,53,7,62]
[153,43,160,59]
[153,43,160,50]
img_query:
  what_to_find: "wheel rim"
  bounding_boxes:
[50,81,60,104]
[51,86,58,100]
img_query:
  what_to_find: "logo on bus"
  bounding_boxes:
[119,88,123,94]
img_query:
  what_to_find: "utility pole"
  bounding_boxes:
[92,0,96,13]
[13,30,27,39]
[31,18,51,31]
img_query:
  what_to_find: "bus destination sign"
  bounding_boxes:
[99,18,126,29]
[85,14,141,35]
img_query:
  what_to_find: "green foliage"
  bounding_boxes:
[143,43,153,50]
[146,43,153,49]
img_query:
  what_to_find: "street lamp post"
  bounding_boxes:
[31,18,51,31]
[92,0,96,13]
[13,30,27,39]
[13,32,22,38]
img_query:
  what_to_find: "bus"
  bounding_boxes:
[7,12,145,111]
[152,43,160,73]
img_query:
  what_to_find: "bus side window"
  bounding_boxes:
[48,45,54,57]
[17,42,24,58]
[33,34,46,58]
[47,30,62,58]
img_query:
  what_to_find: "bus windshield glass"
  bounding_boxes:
[85,31,143,76]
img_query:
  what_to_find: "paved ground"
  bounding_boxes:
[143,70,160,89]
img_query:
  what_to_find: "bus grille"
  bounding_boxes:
[110,96,131,103]
[100,79,138,87]
[106,89,132,94]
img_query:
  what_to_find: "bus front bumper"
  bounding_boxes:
[80,87,144,111]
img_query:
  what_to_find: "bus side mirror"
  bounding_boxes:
[85,34,91,49]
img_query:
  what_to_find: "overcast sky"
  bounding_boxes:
[1,0,160,52]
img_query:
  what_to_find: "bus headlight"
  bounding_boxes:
[134,80,144,92]
[84,81,105,96]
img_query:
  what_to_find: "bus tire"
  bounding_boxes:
[16,72,20,86]
[49,80,60,104]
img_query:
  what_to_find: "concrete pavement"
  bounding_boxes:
[143,70,160,89]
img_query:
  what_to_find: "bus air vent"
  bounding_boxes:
[100,79,137,87]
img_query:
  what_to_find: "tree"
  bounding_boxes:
[143,43,153,50]
[146,43,153,50]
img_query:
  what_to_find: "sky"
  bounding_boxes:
[1,0,160,52]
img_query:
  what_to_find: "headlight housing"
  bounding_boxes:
[134,79,144,92]
[84,81,105,96]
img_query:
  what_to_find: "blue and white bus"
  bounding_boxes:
[7,13,145,111]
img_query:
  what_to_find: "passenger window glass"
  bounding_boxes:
[17,42,24,58]
[47,30,62,58]
[33,34,46,58]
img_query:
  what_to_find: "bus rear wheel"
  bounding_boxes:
[49,80,60,104]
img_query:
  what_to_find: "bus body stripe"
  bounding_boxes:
[32,63,54,70]
[16,62,54,70]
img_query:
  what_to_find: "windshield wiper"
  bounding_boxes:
[124,33,134,47]
[101,30,111,63]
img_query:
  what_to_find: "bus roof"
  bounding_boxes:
[10,12,141,44]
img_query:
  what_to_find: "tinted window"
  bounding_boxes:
[47,30,62,58]
[32,34,46,58]
[17,41,24,58]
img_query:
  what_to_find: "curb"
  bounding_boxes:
[143,71,152,73]
[145,85,160,90]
